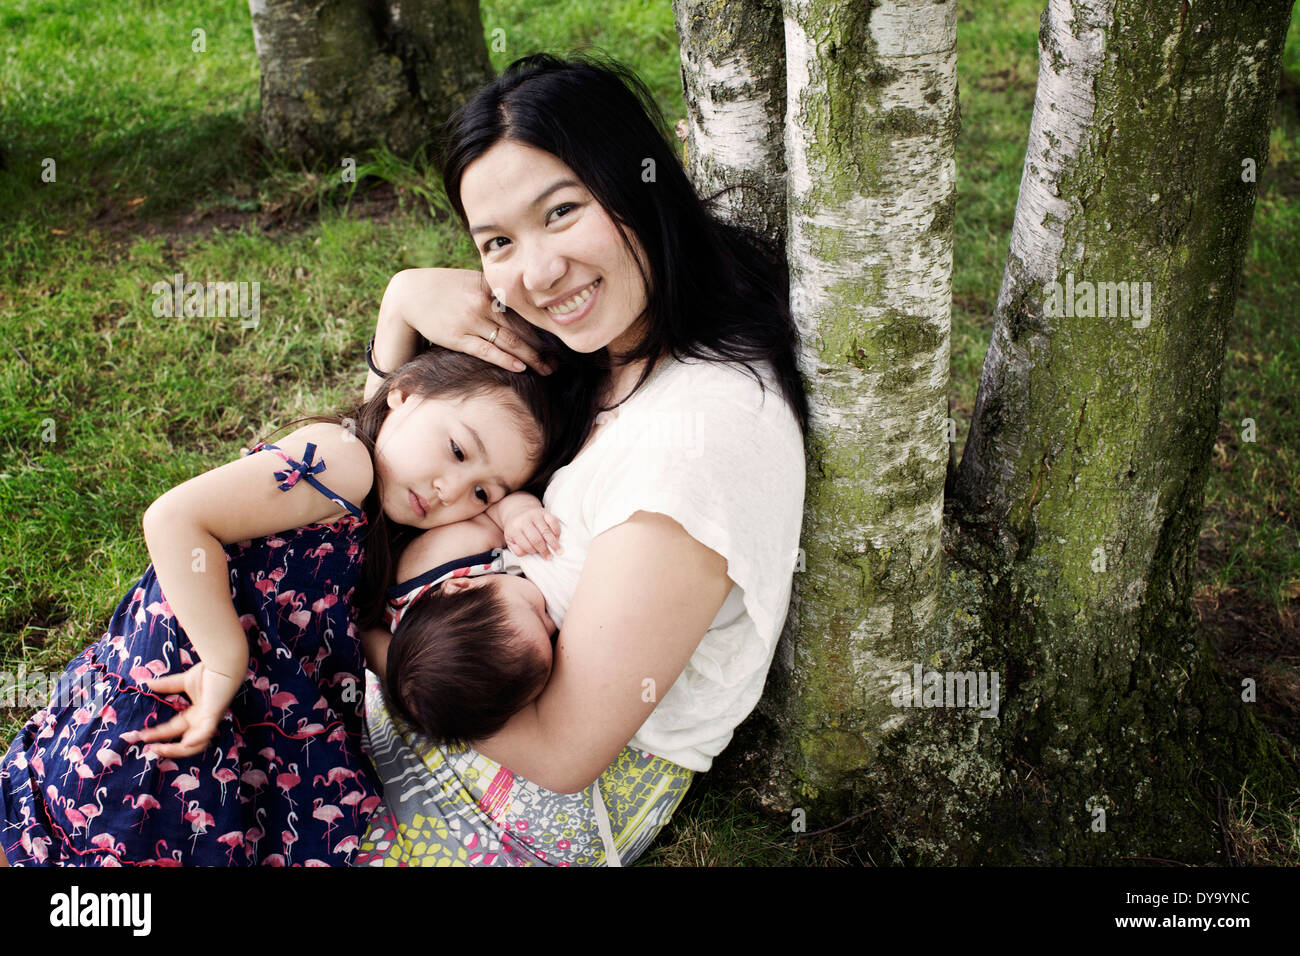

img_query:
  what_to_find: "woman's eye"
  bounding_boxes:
[450,440,465,462]
[481,204,575,254]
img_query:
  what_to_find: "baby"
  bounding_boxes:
[363,490,563,748]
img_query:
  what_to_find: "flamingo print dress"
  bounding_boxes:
[0,441,381,865]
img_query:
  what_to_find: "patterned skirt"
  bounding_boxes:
[356,672,693,866]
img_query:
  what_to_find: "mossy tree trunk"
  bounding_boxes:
[683,0,1297,861]
[247,0,493,163]
[940,0,1297,862]
[680,0,959,815]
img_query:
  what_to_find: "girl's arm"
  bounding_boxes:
[361,626,392,681]
[474,510,732,793]
[365,269,552,402]
[135,423,374,758]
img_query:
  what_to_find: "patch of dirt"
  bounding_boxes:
[974,67,1035,94]
[1196,579,1300,748]
[1275,68,1299,121]
[0,593,69,649]
[87,181,409,246]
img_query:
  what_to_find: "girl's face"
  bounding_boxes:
[460,140,651,359]
[374,387,538,529]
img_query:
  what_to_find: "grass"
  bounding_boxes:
[1,0,1297,865]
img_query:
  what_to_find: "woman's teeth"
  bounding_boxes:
[546,279,600,315]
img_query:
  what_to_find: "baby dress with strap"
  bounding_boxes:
[383,548,523,632]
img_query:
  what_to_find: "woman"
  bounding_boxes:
[356,52,808,866]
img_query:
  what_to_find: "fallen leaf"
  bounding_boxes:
[127,196,147,208]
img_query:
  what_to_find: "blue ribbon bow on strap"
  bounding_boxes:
[272,442,326,492]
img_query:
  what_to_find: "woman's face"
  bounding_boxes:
[373,387,537,529]
[460,140,651,358]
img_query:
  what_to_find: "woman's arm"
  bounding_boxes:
[365,268,553,402]
[474,510,732,793]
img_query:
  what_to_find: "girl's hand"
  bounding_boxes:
[373,268,555,376]
[135,662,244,759]
[504,502,564,559]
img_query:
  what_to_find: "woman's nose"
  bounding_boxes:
[521,243,566,296]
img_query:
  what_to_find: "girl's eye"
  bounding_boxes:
[482,236,508,253]
[450,440,465,462]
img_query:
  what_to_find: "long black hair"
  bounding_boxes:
[439,52,809,434]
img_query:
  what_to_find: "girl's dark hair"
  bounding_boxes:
[260,346,598,631]
[439,52,809,433]
[384,578,550,747]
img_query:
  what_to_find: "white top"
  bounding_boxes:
[504,354,806,772]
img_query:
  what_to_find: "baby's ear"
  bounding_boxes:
[441,577,472,594]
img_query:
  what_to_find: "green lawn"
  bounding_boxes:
[2,0,1296,865]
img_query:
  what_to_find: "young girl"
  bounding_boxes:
[0,346,594,866]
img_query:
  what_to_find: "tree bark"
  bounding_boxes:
[935,0,1296,862]
[673,0,789,244]
[698,0,959,816]
[247,0,493,163]
[684,0,1296,862]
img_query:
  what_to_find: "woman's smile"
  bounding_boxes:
[543,277,600,323]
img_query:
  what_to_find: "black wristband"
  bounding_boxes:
[366,336,388,378]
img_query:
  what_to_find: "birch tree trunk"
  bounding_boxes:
[692,0,959,816]
[673,0,788,244]
[247,0,493,163]
[935,0,1297,862]
[679,0,1296,861]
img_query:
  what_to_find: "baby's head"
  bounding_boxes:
[383,572,556,747]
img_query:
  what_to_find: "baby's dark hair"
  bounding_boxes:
[384,576,550,747]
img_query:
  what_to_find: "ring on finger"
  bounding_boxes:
[487,326,500,346]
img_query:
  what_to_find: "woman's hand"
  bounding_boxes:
[135,662,244,759]
[368,269,554,396]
